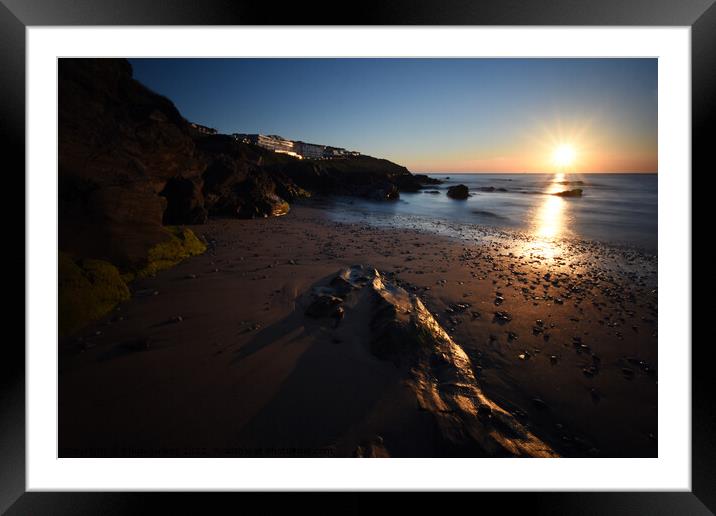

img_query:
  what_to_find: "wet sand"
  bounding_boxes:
[59,203,657,457]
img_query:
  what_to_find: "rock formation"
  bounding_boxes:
[447,184,470,200]
[57,58,443,335]
[195,134,303,218]
[59,58,437,266]
[305,265,558,457]
[268,154,438,200]
[59,59,310,269]
[59,58,207,268]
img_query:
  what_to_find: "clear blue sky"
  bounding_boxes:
[129,58,657,173]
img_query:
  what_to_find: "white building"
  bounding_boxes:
[233,133,359,160]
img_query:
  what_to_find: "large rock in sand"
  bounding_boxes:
[316,265,558,458]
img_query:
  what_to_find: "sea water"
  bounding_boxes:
[323,173,657,252]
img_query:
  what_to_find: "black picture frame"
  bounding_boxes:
[1,0,711,513]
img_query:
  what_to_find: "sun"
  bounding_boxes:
[552,144,577,168]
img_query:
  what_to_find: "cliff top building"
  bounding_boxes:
[190,123,218,135]
[233,133,359,160]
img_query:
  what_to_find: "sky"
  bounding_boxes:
[129,58,657,173]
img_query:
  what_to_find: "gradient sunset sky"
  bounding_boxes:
[130,58,657,174]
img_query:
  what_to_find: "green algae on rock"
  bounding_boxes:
[58,253,131,337]
[132,226,207,280]
[59,227,206,336]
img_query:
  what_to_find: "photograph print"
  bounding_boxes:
[58,57,658,458]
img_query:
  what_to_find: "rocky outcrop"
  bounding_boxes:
[553,188,583,197]
[306,266,558,457]
[59,59,308,268]
[447,184,470,200]
[267,154,439,200]
[195,134,303,218]
[59,58,207,268]
[60,58,437,262]
[392,173,440,193]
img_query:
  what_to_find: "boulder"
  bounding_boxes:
[447,184,470,200]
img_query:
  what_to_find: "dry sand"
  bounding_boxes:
[59,203,657,457]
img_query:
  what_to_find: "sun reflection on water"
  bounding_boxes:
[526,173,568,258]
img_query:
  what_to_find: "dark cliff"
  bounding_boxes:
[59,58,435,269]
[59,58,205,269]
[58,58,438,334]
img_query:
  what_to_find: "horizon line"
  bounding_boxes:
[410,170,658,174]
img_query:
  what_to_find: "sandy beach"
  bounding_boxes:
[59,202,657,458]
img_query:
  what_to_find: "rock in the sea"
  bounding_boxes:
[553,188,583,197]
[322,265,557,458]
[447,184,469,200]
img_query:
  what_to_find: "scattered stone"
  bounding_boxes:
[493,311,512,324]
[582,366,598,378]
[447,302,471,313]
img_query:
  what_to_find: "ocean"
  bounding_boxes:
[323,173,657,252]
